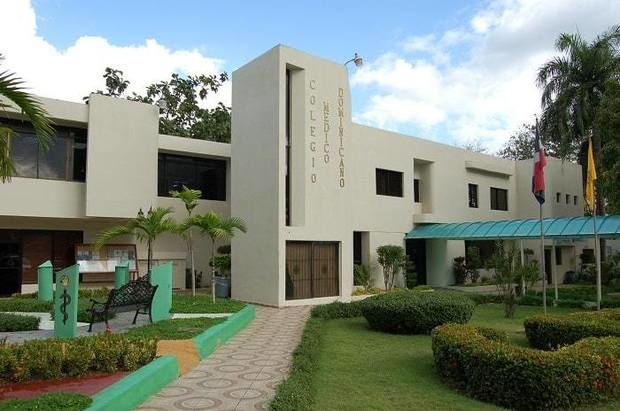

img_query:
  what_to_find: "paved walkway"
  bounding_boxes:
[138,305,310,411]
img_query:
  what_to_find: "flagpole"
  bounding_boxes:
[540,203,547,314]
[594,203,602,310]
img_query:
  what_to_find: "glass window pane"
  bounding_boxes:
[164,155,196,194]
[38,136,67,180]
[10,133,38,178]
[72,137,87,182]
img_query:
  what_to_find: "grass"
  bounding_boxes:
[0,393,91,411]
[171,293,246,313]
[281,303,620,411]
[123,317,223,340]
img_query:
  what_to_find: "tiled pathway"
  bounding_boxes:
[137,305,310,411]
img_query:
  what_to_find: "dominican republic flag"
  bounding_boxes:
[531,124,547,204]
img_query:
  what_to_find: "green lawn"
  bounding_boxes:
[171,293,246,313]
[123,317,223,340]
[309,304,620,411]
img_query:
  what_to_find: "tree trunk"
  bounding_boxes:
[147,239,152,277]
[211,238,216,304]
[189,230,196,297]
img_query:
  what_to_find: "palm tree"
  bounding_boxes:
[537,26,620,215]
[187,211,246,303]
[172,186,202,296]
[0,54,54,182]
[95,207,177,276]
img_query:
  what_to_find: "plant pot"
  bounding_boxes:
[214,276,231,298]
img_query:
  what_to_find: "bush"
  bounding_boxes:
[311,301,363,319]
[271,317,322,411]
[353,264,371,287]
[524,309,620,349]
[0,298,52,312]
[360,291,475,334]
[0,334,156,383]
[0,313,40,332]
[0,392,92,411]
[432,323,620,411]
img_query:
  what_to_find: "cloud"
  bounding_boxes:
[352,0,620,151]
[0,0,229,106]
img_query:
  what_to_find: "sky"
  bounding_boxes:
[1,0,619,151]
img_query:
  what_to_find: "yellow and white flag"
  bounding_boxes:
[585,137,597,212]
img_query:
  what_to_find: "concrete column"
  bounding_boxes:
[115,262,130,288]
[37,260,54,302]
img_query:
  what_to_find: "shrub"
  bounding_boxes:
[432,323,620,411]
[452,256,467,284]
[353,264,371,287]
[271,317,322,411]
[311,301,363,319]
[376,245,408,290]
[412,285,433,292]
[0,334,156,383]
[0,392,92,411]
[360,291,475,334]
[0,313,40,332]
[524,309,620,349]
[0,298,52,312]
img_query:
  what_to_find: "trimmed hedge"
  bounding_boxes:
[311,301,363,319]
[0,393,91,411]
[525,309,620,349]
[432,323,620,411]
[0,334,156,383]
[271,317,322,411]
[360,291,475,334]
[0,313,40,332]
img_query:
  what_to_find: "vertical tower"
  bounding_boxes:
[231,46,353,306]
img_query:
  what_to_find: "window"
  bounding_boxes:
[4,118,87,182]
[566,194,570,204]
[556,192,561,203]
[555,247,562,265]
[158,153,226,200]
[376,168,403,197]
[490,187,508,211]
[413,179,421,203]
[468,183,478,208]
[574,195,578,205]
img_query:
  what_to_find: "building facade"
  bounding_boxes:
[0,45,587,304]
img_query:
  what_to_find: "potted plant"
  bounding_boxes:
[211,245,231,298]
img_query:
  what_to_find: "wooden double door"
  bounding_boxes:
[285,241,339,300]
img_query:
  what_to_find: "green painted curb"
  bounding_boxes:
[193,305,256,358]
[87,355,179,411]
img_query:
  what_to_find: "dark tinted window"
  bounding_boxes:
[376,168,403,197]
[413,179,421,203]
[3,118,86,182]
[158,153,227,201]
[468,184,478,208]
[490,187,508,211]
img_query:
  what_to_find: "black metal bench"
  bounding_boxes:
[87,279,158,332]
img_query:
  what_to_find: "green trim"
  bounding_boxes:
[85,305,255,410]
[193,305,256,358]
[87,356,179,411]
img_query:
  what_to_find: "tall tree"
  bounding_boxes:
[596,81,620,214]
[537,26,620,214]
[0,54,54,182]
[497,123,566,160]
[186,211,246,303]
[95,207,177,275]
[172,186,202,297]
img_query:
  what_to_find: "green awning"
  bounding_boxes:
[406,215,620,240]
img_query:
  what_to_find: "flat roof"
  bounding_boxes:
[406,215,620,240]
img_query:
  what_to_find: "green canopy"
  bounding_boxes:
[405,215,620,240]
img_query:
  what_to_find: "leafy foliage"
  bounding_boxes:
[360,290,475,334]
[496,122,565,160]
[0,54,54,182]
[376,245,408,290]
[0,393,92,411]
[310,301,364,320]
[432,323,620,411]
[95,207,177,274]
[524,308,620,349]
[353,263,372,288]
[89,67,231,142]
[0,334,156,383]
[0,313,40,332]
[172,186,202,296]
[489,242,521,318]
[597,80,620,214]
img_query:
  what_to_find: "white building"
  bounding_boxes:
[0,45,588,304]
